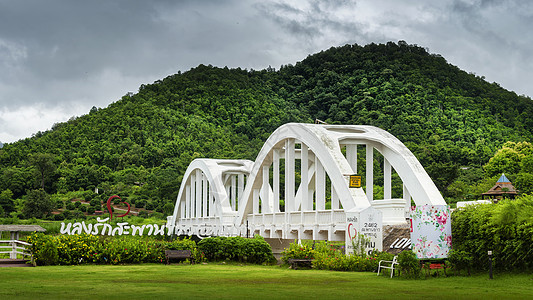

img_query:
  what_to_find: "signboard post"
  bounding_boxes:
[345,206,382,255]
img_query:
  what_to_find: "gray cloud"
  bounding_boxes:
[0,0,532,143]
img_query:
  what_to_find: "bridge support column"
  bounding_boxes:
[253,189,259,214]
[301,144,309,211]
[316,157,325,211]
[331,187,339,209]
[366,145,373,202]
[285,139,295,212]
[185,184,191,218]
[196,170,202,218]
[203,173,208,217]
[231,175,237,211]
[209,188,215,217]
[273,149,280,213]
[238,174,245,211]
[384,158,391,200]
[346,144,357,173]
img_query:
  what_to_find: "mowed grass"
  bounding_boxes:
[1,264,532,299]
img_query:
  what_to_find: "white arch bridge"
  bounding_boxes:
[167,123,445,247]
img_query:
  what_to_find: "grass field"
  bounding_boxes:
[1,263,532,299]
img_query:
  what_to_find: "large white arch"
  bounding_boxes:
[236,123,371,223]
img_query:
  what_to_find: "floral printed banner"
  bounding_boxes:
[410,205,452,259]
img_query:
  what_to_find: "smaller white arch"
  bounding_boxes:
[170,159,253,226]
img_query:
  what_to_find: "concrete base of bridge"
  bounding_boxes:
[264,238,295,263]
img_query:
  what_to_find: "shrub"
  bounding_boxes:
[62,210,72,219]
[90,199,101,207]
[452,195,533,271]
[312,248,392,272]
[280,241,315,265]
[198,236,275,264]
[167,237,204,263]
[135,199,146,209]
[145,201,155,210]
[54,213,65,221]
[242,235,276,264]
[150,212,164,219]
[447,250,473,275]
[36,236,59,265]
[398,250,421,278]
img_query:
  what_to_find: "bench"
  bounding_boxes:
[377,256,398,278]
[288,259,313,270]
[165,250,194,265]
[426,262,447,277]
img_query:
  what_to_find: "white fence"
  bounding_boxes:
[0,238,32,260]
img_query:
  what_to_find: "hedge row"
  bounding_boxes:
[280,240,394,272]
[28,233,275,266]
[27,233,198,265]
[451,195,533,271]
[197,236,276,264]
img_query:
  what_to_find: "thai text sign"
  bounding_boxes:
[345,206,383,255]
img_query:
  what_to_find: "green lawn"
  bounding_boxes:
[1,264,532,299]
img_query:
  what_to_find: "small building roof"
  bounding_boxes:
[482,173,519,198]
[0,225,46,232]
[497,173,511,183]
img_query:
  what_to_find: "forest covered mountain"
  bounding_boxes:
[1,41,532,218]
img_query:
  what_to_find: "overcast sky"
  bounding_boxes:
[1,0,532,143]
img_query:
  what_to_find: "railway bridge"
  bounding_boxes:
[167,123,445,251]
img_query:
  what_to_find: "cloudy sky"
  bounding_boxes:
[0,0,532,143]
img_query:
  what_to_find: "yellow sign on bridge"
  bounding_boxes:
[349,175,361,188]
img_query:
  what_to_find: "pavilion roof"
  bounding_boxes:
[0,225,46,232]
[482,173,519,196]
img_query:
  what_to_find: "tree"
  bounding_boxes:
[162,202,174,216]
[23,189,53,219]
[515,173,533,195]
[0,189,15,214]
[484,147,521,177]
[28,153,57,190]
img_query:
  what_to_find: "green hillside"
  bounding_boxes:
[1,41,532,219]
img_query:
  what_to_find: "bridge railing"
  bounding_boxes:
[248,209,346,241]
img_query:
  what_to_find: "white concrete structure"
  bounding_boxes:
[168,123,446,241]
[456,200,492,208]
